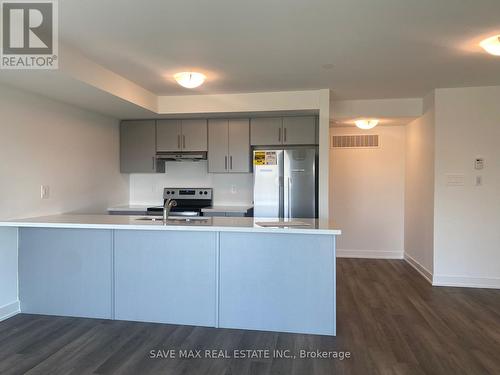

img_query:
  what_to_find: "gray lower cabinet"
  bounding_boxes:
[219,232,336,335]
[114,230,217,327]
[16,227,336,336]
[250,116,317,146]
[19,228,113,319]
[120,120,156,173]
[208,119,250,173]
[157,119,207,152]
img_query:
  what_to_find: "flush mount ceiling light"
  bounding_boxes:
[480,35,500,56]
[355,119,379,130]
[174,72,206,88]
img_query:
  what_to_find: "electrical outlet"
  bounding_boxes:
[40,185,50,199]
[231,185,237,194]
[475,176,483,186]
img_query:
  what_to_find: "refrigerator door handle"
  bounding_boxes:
[278,177,283,218]
[287,177,291,218]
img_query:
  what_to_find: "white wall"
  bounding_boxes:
[433,86,500,288]
[157,90,322,114]
[330,126,406,258]
[0,84,128,219]
[130,161,253,206]
[0,83,128,319]
[404,92,435,281]
[333,98,422,119]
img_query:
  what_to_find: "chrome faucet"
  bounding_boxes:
[163,199,177,222]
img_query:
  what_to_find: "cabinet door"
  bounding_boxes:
[208,119,229,173]
[282,116,316,145]
[228,119,250,173]
[181,119,207,151]
[156,119,181,151]
[250,117,283,145]
[114,230,217,327]
[120,120,156,173]
[19,228,113,319]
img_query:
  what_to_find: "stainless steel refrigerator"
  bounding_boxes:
[253,148,318,218]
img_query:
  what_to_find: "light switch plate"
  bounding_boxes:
[40,185,50,199]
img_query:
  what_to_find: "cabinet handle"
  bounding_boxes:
[177,134,181,149]
[225,156,228,170]
[152,157,155,171]
[183,135,186,149]
[284,127,287,143]
[230,156,233,170]
[278,128,281,142]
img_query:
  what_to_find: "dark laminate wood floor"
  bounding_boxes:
[1,259,500,375]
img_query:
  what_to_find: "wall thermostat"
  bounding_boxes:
[474,157,485,170]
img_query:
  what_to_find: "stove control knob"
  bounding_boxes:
[199,191,203,195]
[204,191,208,195]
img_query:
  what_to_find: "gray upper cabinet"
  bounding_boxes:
[283,116,316,145]
[250,117,282,146]
[228,119,250,172]
[208,119,229,173]
[250,116,317,146]
[180,119,208,151]
[157,119,207,152]
[120,120,156,173]
[156,120,181,151]
[208,119,250,173]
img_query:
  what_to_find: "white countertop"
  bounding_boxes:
[0,214,341,235]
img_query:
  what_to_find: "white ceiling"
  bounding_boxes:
[59,0,500,99]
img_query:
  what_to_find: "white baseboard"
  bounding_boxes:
[404,253,433,284]
[336,249,404,259]
[0,300,20,322]
[433,275,500,289]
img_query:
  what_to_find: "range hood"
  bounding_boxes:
[156,151,207,162]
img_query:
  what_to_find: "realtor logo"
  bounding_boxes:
[1,0,58,69]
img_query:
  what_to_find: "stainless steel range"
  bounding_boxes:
[147,188,212,217]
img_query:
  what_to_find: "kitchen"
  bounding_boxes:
[1,1,500,374]
[110,115,318,220]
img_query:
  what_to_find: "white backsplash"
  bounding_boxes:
[129,161,254,206]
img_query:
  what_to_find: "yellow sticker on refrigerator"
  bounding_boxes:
[254,151,277,165]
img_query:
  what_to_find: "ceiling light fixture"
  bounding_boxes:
[355,119,379,130]
[480,35,500,56]
[174,72,206,88]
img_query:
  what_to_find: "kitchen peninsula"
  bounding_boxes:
[0,215,340,336]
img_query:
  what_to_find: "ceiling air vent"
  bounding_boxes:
[331,134,379,148]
